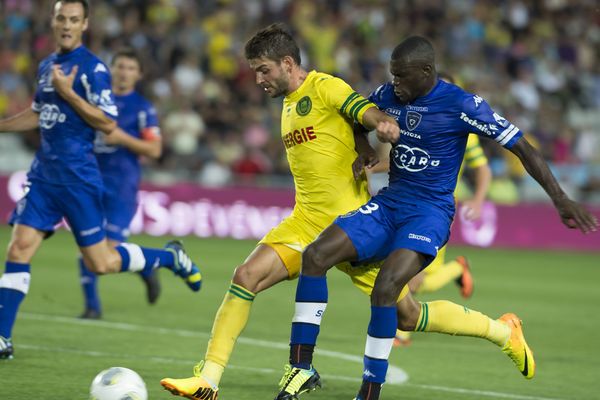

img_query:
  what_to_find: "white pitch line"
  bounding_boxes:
[20,313,563,400]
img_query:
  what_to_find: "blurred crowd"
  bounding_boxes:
[0,0,599,203]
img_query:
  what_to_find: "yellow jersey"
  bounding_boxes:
[281,70,376,227]
[458,134,488,180]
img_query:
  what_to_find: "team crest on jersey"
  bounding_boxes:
[406,111,422,131]
[296,96,312,116]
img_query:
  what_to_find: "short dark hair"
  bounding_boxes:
[54,0,89,18]
[391,36,435,64]
[244,23,301,65]
[111,48,143,72]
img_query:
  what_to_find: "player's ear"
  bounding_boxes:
[82,17,89,32]
[422,64,433,77]
[281,55,294,74]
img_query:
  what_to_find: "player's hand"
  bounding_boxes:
[102,128,125,145]
[352,149,379,180]
[461,200,483,221]
[554,198,598,234]
[375,120,400,143]
[52,64,78,98]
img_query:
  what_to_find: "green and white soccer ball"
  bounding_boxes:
[90,367,148,400]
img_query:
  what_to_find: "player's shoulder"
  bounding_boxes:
[77,47,110,74]
[310,70,349,88]
[369,82,394,104]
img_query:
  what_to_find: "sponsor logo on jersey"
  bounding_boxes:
[384,107,402,117]
[401,129,421,139]
[408,233,432,242]
[406,111,422,131]
[493,112,509,128]
[459,112,493,135]
[392,144,439,172]
[283,125,317,149]
[39,104,67,129]
[296,96,312,116]
[406,105,429,112]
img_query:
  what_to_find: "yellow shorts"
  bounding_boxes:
[423,245,447,275]
[259,211,410,301]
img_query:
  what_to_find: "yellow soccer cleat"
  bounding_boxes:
[498,313,535,379]
[161,365,218,400]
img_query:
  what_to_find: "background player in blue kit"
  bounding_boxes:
[0,0,201,360]
[276,36,598,400]
[78,48,163,320]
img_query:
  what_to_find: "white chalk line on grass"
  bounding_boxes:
[20,313,562,400]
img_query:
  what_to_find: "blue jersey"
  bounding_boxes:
[29,46,117,186]
[94,91,160,200]
[369,79,523,216]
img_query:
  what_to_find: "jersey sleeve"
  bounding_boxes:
[459,93,522,149]
[315,76,376,124]
[139,102,161,141]
[80,61,118,119]
[464,134,488,169]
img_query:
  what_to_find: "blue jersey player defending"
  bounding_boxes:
[78,48,163,319]
[0,0,202,360]
[276,37,597,400]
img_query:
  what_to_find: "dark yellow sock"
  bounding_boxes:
[202,283,256,385]
[415,301,510,347]
[417,261,463,294]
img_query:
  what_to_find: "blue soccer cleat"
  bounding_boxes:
[164,240,202,292]
[0,336,14,360]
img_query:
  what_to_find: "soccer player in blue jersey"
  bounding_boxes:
[0,0,201,360]
[78,48,163,319]
[276,36,598,400]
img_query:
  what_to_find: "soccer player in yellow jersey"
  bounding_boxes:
[160,23,400,400]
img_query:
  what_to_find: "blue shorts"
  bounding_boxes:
[334,196,452,268]
[103,191,137,242]
[9,180,106,247]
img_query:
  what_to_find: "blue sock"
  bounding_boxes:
[0,262,31,339]
[290,274,328,369]
[78,258,100,313]
[115,244,174,274]
[363,306,397,384]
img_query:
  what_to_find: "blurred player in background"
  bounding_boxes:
[275,36,597,400]
[0,0,201,360]
[78,48,163,320]
[160,23,399,400]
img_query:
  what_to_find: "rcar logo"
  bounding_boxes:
[39,104,66,129]
[393,144,439,172]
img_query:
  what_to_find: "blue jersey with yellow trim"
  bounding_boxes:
[29,46,117,186]
[369,79,522,215]
[94,91,160,200]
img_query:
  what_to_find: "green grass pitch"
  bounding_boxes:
[0,226,598,399]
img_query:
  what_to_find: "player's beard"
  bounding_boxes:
[267,75,290,98]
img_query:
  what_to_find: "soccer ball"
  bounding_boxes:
[89,367,148,400]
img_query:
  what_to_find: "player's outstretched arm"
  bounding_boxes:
[361,107,399,143]
[510,137,598,233]
[462,163,492,220]
[0,108,39,133]
[103,127,162,159]
[51,65,117,134]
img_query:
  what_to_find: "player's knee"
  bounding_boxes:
[7,236,36,262]
[302,243,329,274]
[232,263,260,291]
[84,259,111,275]
[371,284,400,306]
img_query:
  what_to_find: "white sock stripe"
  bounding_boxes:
[0,272,31,294]
[365,335,394,360]
[120,243,146,272]
[292,302,327,325]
